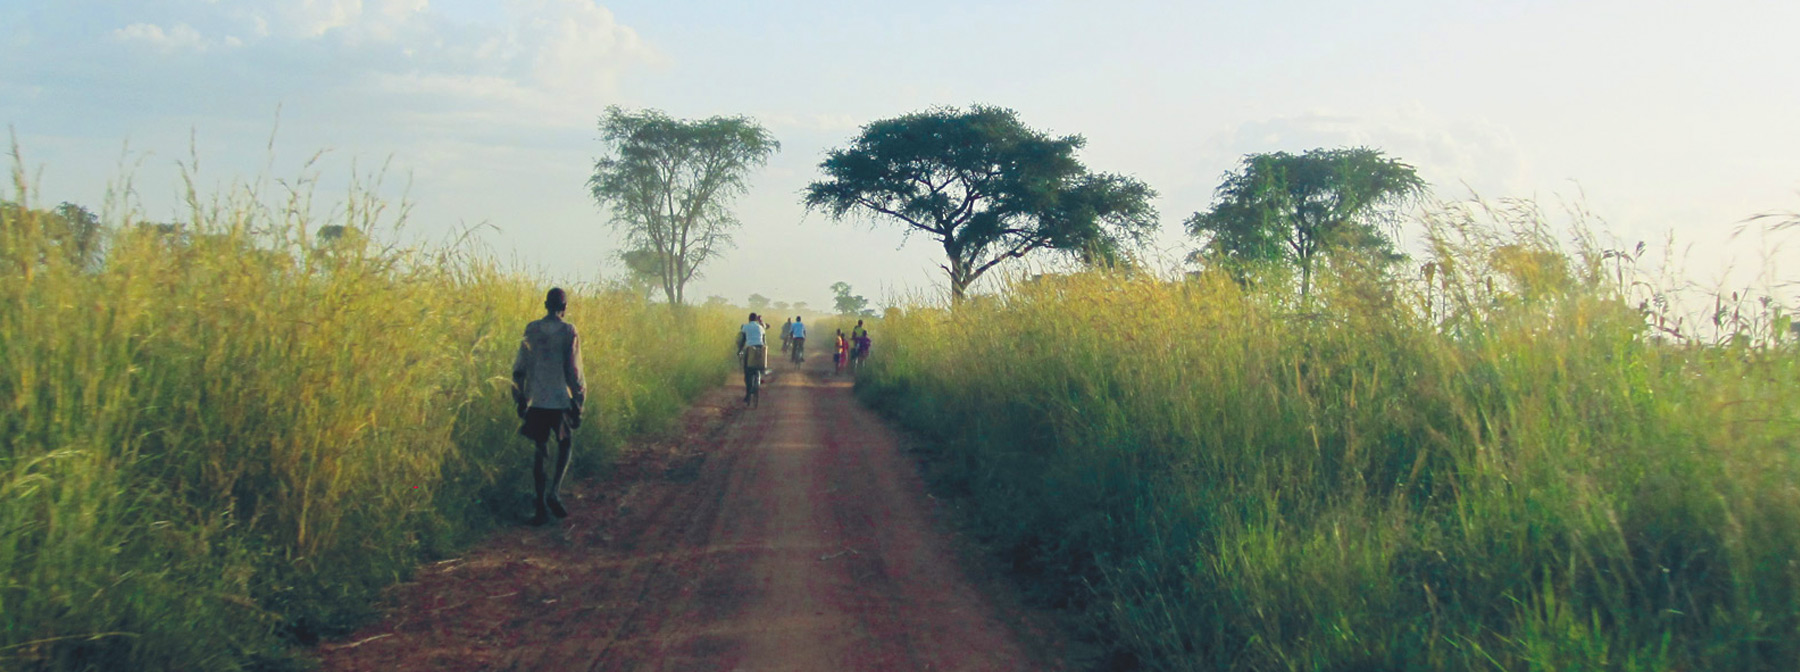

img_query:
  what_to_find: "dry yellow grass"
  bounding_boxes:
[0,154,733,670]
[859,201,1799,671]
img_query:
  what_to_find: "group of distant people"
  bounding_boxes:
[839,320,871,374]
[775,316,872,376]
[505,289,875,526]
[740,314,872,380]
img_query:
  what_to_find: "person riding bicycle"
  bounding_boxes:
[736,312,768,405]
[789,315,807,363]
[779,317,793,356]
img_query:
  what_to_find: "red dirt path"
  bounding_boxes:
[315,353,1068,671]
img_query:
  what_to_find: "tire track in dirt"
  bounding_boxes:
[318,354,1060,671]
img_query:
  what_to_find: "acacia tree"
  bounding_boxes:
[830,281,870,316]
[1186,147,1426,300]
[803,105,1157,302]
[589,107,779,305]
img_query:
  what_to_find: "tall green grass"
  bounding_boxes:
[0,156,733,671]
[859,201,1798,670]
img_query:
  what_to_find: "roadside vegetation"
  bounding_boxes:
[8,96,1793,672]
[858,200,1798,670]
[0,157,733,671]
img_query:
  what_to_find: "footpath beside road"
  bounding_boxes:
[318,351,1062,671]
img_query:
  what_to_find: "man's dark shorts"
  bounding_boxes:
[519,407,572,443]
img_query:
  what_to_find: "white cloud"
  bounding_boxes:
[192,0,431,43]
[112,22,207,52]
[349,0,658,128]
[90,1,655,130]
[377,0,431,23]
[293,0,358,37]
[514,0,648,92]
[286,0,428,40]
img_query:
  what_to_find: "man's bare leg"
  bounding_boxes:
[530,441,551,525]
[546,436,572,518]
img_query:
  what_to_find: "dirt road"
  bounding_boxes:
[318,351,1061,671]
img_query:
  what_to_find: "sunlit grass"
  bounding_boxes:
[859,200,1799,670]
[0,152,733,670]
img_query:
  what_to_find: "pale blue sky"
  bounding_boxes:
[3,0,1795,307]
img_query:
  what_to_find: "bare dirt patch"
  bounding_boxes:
[316,356,1070,671]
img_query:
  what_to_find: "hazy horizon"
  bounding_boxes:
[4,0,1796,309]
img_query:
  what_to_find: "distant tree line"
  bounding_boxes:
[1,198,385,277]
[591,104,1426,306]
[1,201,105,270]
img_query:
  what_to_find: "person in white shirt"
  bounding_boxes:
[788,315,807,363]
[511,287,586,526]
[736,312,768,404]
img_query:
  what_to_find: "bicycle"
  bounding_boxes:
[850,338,870,375]
[741,344,767,407]
[790,336,805,364]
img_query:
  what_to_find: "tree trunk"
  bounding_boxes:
[1300,257,1312,304]
[944,240,970,305]
[946,261,971,305]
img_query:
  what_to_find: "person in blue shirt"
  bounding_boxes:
[789,315,807,363]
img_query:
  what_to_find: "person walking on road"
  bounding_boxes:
[779,317,794,356]
[833,329,849,374]
[511,287,586,526]
[737,312,769,406]
[789,315,807,364]
[850,319,871,371]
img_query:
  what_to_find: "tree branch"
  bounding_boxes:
[855,197,943,236]
[968,236,1048,280]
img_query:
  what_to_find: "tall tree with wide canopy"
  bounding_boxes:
[589,107,779,305]
[1186,147,1427,299]
[803,105,1157,302]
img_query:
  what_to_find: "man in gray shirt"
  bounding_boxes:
[511,287,586,526]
